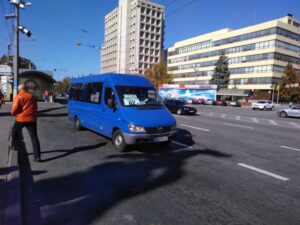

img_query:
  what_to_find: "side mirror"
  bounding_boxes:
[108,98,116,109]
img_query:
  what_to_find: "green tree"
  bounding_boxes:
[55,76,71,95]
[210,54,230,90]
[144,62,173,87]
[279,63,300,102]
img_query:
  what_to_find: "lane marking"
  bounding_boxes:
[280,146,300,152]
[289,122,300,129]
[224,123,254,130]
[179,124,210,132]
[238,163,289,181]
[172,141,192,149]
[221,114,226,118]
[174,115,188,119]
[235,115,241,120]
[252,118,259,123]
[269,120,278,125]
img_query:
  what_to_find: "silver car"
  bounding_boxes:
[277,105,300,118]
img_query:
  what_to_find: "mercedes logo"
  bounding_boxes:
[157,126,163,132]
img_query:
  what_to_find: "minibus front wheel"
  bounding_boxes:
[112,130,127,152]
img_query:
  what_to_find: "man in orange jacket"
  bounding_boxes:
[10,84,41,162]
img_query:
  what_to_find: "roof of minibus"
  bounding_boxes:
[71,73,153,87]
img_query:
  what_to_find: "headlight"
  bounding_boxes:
[128,124,145,132]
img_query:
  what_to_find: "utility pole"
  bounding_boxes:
[13,4,20,98]
[5,0,32,98]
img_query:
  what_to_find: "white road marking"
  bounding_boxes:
[179,124,210,132]
[174,115,188,119]
[172,141,192,148]
[224,123,254,130]
[221,114,226,118]
[252,118,259,123]
[238,163,290,181]
[280,146,300,152]
[289,122,300,129]
[269,120,278,125]
[235,116,241,120]
[208,112,214,116]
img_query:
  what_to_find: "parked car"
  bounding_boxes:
[192,98,205,105]
[186,99,193,104]
[252,100,274,110]
[229,100,241,107]
[164,99,197,115]
[277,105,300,118]
[204,99,214,105]
[215,100,228,106]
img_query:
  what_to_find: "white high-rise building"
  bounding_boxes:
[101,0,165,74]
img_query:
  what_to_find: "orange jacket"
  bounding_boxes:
[11,90,37,122]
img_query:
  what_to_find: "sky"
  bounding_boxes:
[0,0,300,81]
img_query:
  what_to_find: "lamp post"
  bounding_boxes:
[193,66,199,85]
[6,0,32,98]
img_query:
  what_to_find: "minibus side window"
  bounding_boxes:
[69,82,103,104]
[89,83,103,104]
[104,87,116,105]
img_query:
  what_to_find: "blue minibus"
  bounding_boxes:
[68,73,177,151]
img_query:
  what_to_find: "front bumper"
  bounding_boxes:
[123,130,177,145]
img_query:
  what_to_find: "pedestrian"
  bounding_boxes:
[10,84,41,162]
[43,89,49,102]
[0,88,4,108]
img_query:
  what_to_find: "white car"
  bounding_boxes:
[252,100,274,110]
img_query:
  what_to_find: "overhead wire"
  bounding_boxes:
[0,0,13,43]
[24,8,101,37]
[166,0,200,16]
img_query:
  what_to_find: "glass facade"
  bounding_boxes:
[168,18,300,88]
[168,52,300,71]
[169,27,300,56]
[168,40,300,64]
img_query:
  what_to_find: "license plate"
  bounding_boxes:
[154,136,168,142]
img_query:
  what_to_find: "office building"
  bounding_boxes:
[167,15,300,95]
[101,0,165,74]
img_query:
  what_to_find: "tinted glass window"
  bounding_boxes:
[104,87,115,105]
[69,82,103,104]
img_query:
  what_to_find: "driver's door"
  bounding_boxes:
[101,86,119,137]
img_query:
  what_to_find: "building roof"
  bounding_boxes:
[20,70,56,83]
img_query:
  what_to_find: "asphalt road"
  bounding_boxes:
[19,103,300,225]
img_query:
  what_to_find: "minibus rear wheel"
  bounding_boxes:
[74,116,83,130]
[112,130,127,152]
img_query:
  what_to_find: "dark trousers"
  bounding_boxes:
[11,121,41,159]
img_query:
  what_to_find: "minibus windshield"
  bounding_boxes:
[116,86,163,107]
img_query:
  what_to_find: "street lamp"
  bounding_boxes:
[6,0,32,98]
[193,65,199,85]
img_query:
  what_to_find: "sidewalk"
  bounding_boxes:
[0,101,67,225]
[0,104,22,225]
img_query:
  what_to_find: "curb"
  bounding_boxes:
[3,149,22,225]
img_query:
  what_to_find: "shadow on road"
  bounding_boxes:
[0,112,11,117]
[38,113,68,118]
[27,142,107,163]
[20,145,231,225]
[37,106,67,114]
